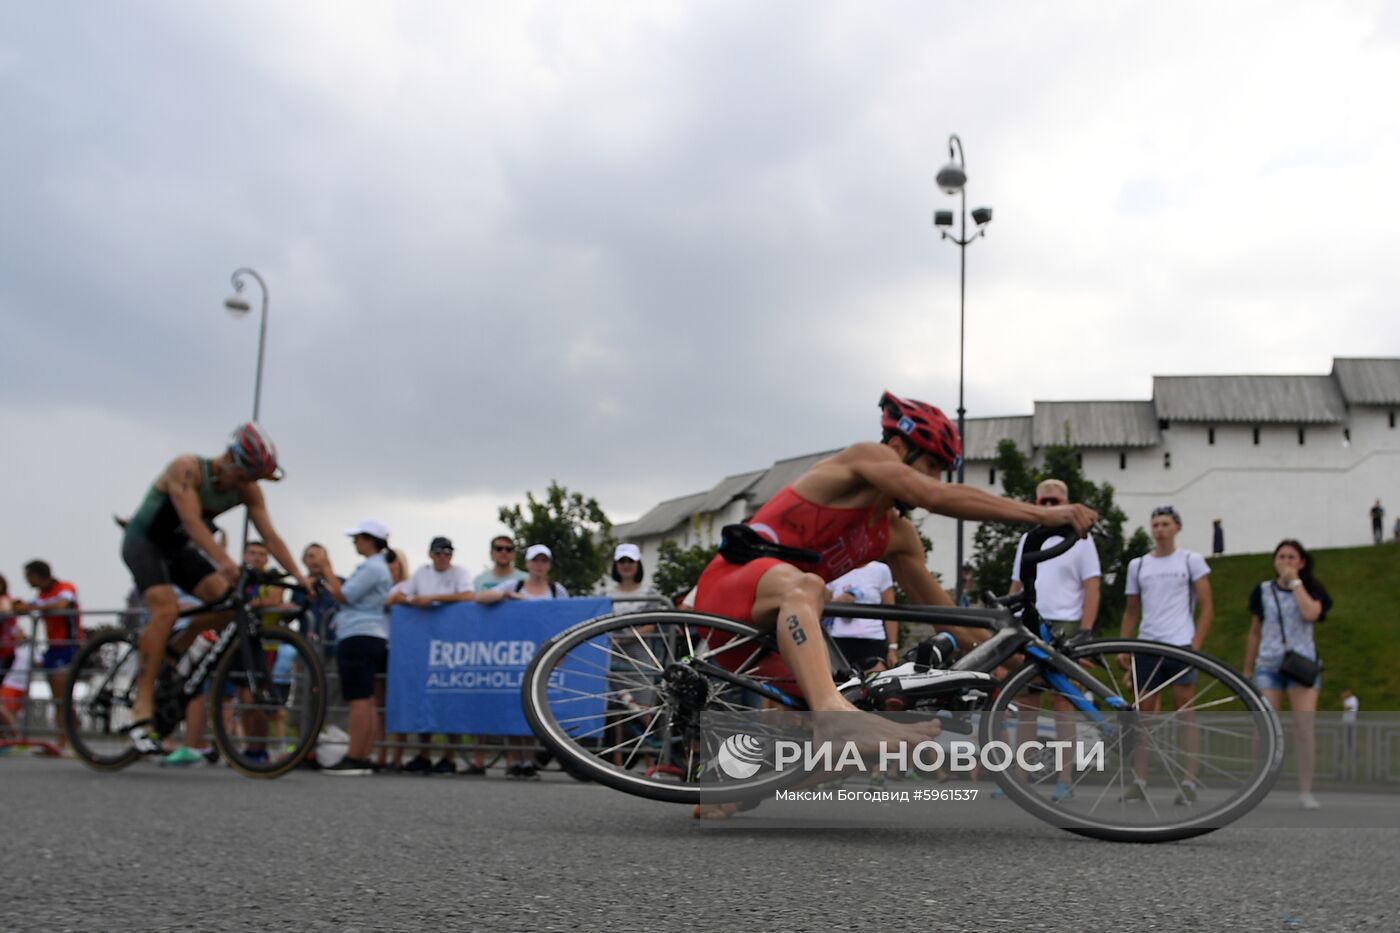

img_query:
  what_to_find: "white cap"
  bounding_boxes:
[525,544,552,561]
[345,519,390,540]
[614,543,641,562]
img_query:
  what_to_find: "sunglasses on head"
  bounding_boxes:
[1037,497,1063,506]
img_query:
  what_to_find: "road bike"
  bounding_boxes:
[63,569,327,778]
[522,527,1284,842]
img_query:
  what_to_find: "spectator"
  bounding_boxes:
[1393,517,1400,543]
[1212,518,1225,557]
[477,543,567,778]
[1007,479,1102,802]
[230,540,297,763]
[1,639,34,737]
[605,543,665,766]
[823,561,897,674]
[1243,539,1332,810]
[473,535,526,592]
[317,520,397,776]
[160,588,217,767]
[386,536,475,775]
[1371,500,1385,545]
[12,560,82,751]
[957,563,978,608]
[607,543,664,613]
[296,543,342,655]
[1119,505,1213,805]
[0,573,16,681]
[476,544,568,603]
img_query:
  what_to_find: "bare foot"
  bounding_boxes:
[811,702,941,760]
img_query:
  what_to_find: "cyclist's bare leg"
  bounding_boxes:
[166,574,234,653]
[750,565,940,749]
[132,585,181,724]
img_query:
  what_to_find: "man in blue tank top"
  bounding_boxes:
[120,422,310,754]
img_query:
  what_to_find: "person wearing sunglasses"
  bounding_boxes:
[1006,479,1102,802]
[1119,504,1214,805]
[473,536,526,593]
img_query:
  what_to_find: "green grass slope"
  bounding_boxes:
[1139,542,1400,711]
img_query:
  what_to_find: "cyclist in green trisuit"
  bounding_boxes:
[120,422,310,753]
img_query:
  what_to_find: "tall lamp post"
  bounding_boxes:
[933,135,993,604]
[223,268,270,552]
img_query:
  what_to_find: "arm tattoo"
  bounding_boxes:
[785,613,808,646]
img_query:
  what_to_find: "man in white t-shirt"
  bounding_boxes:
[1007,479,1102,802]
[386,536,475,775]
[823,562,898,674]
[1119,504,1214,804]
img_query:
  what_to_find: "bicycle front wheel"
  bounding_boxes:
[210,626,327,779]
[981,639,1283,843]
[522,610,809,805]
[63,628,143,771]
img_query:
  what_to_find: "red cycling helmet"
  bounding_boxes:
[228,421,280,478]
[879,391,962,468]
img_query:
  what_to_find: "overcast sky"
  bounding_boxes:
[3,1,1398,611]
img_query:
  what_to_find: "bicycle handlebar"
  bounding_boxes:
[1019,524,1081,568]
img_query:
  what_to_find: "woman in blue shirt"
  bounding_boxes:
[316,520,398,775]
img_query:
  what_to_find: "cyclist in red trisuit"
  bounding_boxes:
[691,392,1097,750]
[120,422,311,753]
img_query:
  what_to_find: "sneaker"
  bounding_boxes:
[1120,780,1148,802]
[517,762,540,780]
[505,762,523,779]
[431,758,457,775]
[461,764,487,776]
[160,746,204,768]
[1051,781,1074,803]
[1299,792,1321,810]
[128,724,164,756]
[202,747,221,766]
[403,755,432,774]
[323,757,373,776]
[1174,782,1199,806]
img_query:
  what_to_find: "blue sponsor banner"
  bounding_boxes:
[385,598,612,736]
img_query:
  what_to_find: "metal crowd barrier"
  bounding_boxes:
[2,595,676,767]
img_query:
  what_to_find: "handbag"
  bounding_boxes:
[1268,584,1322,685]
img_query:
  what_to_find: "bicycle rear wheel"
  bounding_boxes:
[210,626,327,778]
[981,639,1283,843]
[522,610,810,804]
[63,628,142,771]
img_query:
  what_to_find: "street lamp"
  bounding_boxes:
[933,134,993,604]
[223,267,270,552]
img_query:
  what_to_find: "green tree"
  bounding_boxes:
[970,439,1146,631]
[652,539,719,602]
[498,481,613,595]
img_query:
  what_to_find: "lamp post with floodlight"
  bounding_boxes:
[223,268,270,551]
[933,135,993,604]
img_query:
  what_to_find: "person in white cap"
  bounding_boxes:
[607,543,664,613]
[475,544,569,603]
[317,520,398,775]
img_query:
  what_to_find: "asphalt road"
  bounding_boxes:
[3,756,1398,932]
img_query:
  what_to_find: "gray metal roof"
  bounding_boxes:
[1153,375,1348,424]
[744,449,842,511]
[1033,401,1160,448]
[961,416,1033,461]
[1333,358,1400,406]
[619,489,711,538]
[695,469,765,514]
